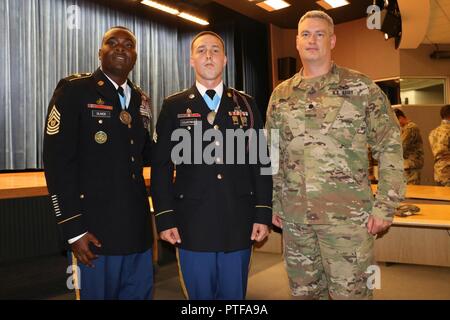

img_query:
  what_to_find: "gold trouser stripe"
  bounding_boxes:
[155,209,174,217]
[175,248,189,300]
[58,214,82,225]
[71,253,81,300]
[255,205,272,210]
[248,246,254,279]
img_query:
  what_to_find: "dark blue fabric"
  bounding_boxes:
[178,248,251,300]
[69,249,153,300]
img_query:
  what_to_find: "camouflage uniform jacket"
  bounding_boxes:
[401,121,424,170]
[266,63,405,225]
[429,120,450,185]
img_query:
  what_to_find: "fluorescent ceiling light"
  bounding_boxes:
[316,0,350,10]
[141,0,179,15]
[178,12,209,25]
[256,0,291,12]
[141,0,209,25]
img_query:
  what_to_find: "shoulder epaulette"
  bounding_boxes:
[65,72,92,82]
[230,87,252,99]
[166,88,188,99]
[135,86,150,99]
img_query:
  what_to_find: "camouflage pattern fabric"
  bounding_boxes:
[283,221,374,300]
[401,121,424,185]
[429,120,450,186]
[266,63,405,225]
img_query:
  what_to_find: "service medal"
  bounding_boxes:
[207,111,216,125]
[119,110,132,125]
[94,131,107,144]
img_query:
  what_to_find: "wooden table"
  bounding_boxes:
[371,184,450,202]
[0,168,156,263]
[374,203,450,267]
[0,168,151,200]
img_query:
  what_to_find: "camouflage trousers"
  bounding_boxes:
[404,169,421,185]
[282,222,374,300]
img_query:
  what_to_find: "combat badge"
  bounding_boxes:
[94,131,107,144]
[119,110,132,125]
[46,105,61,135]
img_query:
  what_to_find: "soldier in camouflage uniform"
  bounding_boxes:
[266,11,405,300]
[394,109,424,185]
[429,105,450,187]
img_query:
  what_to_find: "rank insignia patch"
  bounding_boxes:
[46,105,61,135]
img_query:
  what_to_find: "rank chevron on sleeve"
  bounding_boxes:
[46,105,61,135]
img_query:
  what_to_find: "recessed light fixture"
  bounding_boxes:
[178,12,209,26]
[256,0,291,12]
[141,0,179,15]
[316,0,350,10]
[141,0,209,25]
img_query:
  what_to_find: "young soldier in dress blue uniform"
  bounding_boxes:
[151,31,273,300]
[43,26,154,300]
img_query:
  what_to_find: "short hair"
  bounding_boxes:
[440,105,450,119]
[298,10,334,35]
[394,108,406,119]
[102,26,136,43]
[190,31,225,53]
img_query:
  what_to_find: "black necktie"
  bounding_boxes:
[117,86,125,98]
[117,87,126,109]
[206,89,216,100]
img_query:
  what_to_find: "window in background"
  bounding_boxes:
[400,78,447,105]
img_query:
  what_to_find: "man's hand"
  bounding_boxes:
[367,215,392,235]
[251,223,270,242]
[159,228,181,245]
[272,214,283,229]
[71,232,101,268]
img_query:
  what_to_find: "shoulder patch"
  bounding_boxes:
[65,72,92,82]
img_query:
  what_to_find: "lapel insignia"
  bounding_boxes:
[46,105,61,135]
[97,80,104,86]
[227,91,232,98]
[189,93,195,99]
[96,98,105,105]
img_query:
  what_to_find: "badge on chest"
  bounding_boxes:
[178,108,201,127]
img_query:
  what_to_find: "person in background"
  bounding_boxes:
[429,105,450,187]
[394,109,424,185]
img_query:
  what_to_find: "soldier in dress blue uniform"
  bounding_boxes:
[43,26,154,300]
[151,31,273,300]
